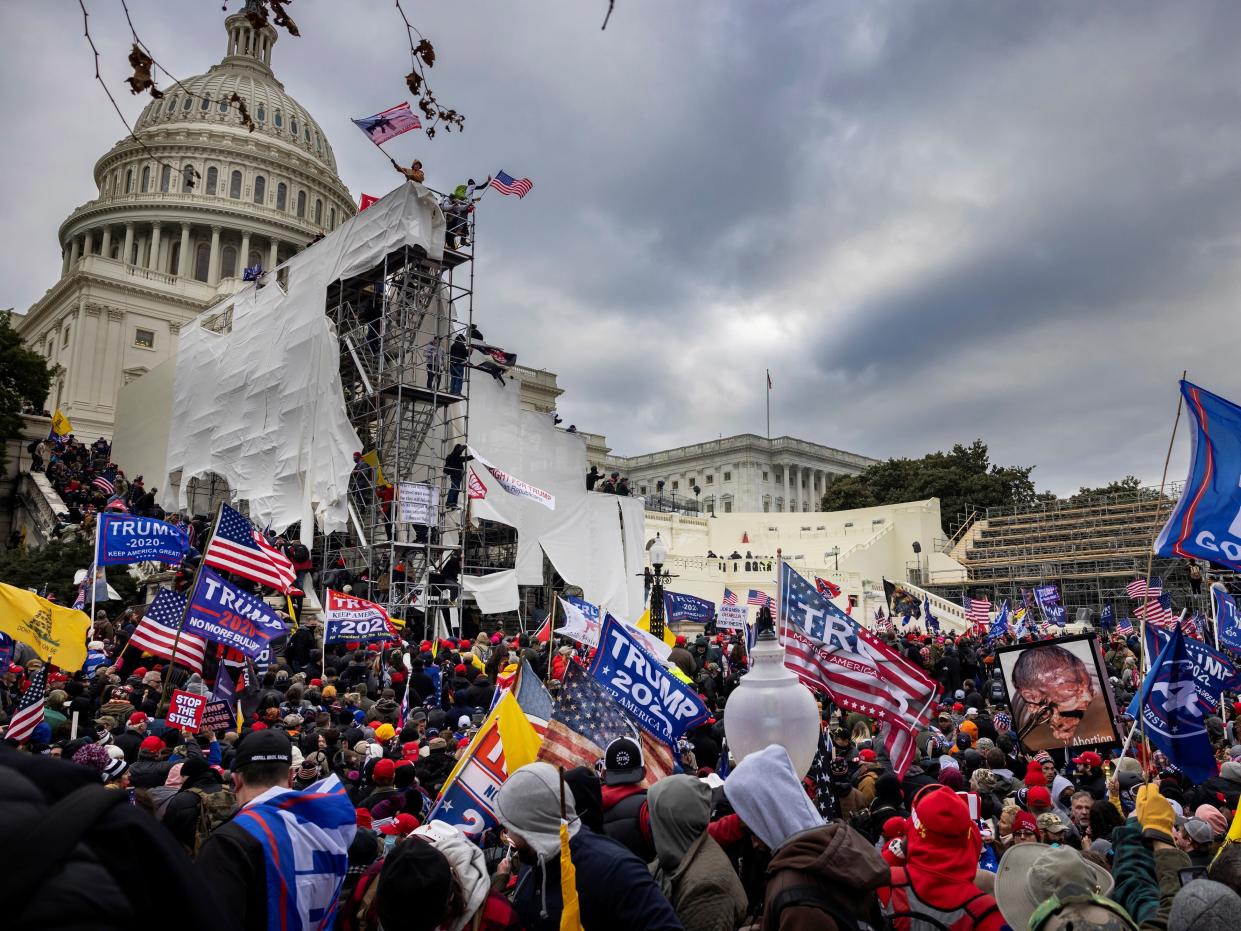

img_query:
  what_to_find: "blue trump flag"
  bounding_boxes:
[1140,624,1241,702]
[1129,625,1219,782]
[1099,604,1115,630]
[1215,589,1241,652]
[588,613,710,744]
[987,601,1011,641]
[96,512,189,566]
[186,565,288,658]
[1156,380,1241,570]
[663,590,714,625]
[1035,584,1067,628]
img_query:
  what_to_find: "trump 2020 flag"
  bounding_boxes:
[662,591,713,625]
[1129,625,1219,783]
[1140,623,1241,702]
[185,566,287,658]
[1156,381,1241,571]
[351,102,421,145]
[322,590,394,645]
[96,512,189,566]
[1215,589,1241,652]
[588,613,709,745]
[987,601,1011,641]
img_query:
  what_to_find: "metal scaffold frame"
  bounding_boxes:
[316,208,476,640]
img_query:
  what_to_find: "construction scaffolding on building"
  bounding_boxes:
[317,221,474,640]
[921,481,1239,621]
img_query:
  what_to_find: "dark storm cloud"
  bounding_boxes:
[3,1,1238,492]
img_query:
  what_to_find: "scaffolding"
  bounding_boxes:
[316,213,475,640]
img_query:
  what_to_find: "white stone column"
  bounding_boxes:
[69,237,81,266]
[240,232,251,271]
[782,464,790,513]
[148,222,163,271]
[207,225,222,285]
[83,230,94,257]
[122,223,135,265]
[100,226,112,259]
[268,237,279,271]
[61,247,71,277]
[177,223,191,277]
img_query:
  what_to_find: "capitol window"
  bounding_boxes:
[330,208,336,227]
[256,103,265,122]
[200,96,210,111]
[206,167,218,195]
[140,166,150,193]
[276,182,287,211]
[290,117,299,136]
[195,243,210,282]
[723,471,732,481]
[222,245,237,278]
[62,327,70,347]
[125,169,133,193]
[762,471,769,481]
[296,191,306,218]
[134,328,155,350]
[229,170,242,199]
[166,97,177,114]
[706,474,714,484]
[182,164,195,192]
[274,109,283,128]
[314,198,323,224]
[254,175,266,204]
[218,97,229,114]
[160,165,172,192]
[182,96,193,111]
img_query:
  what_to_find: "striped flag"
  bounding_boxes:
[876,614,895,635]
[92,469,116,494]
[1126,577,1164,600]
[965,597,992,626]
[104,495,129,512]
[203,504,296,592]
[1183,613,1205,640]
[489,170,533,198]
[1117,616,1135,636]
[747,589,771,608]
[722,588,738,606]
[1134,592,1176,629]
[5,666,48,743]
[351,102,421,144]
[128,588,208,674]
[815,576,842,599]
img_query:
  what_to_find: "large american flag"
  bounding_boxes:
[535,664,672,781]
[778,564,938,777]
[489,170,533,198]
[722,588,738,606]
[965,597,992,625]
[92,468,116,495]
[204,504,296,592]
[1126,577,1164,600]
[5,666,48,744]
[128,588,208,674]
[1134,592,1176,629]
[1117,616,1135,636]
[747,589,772,608]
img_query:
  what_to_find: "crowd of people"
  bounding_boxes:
[5,573,1241,931]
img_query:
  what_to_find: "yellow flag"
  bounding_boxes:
[360,450,390,488]
[495,690,541,772]
[0,583,90,671]
[559,820,584,931]
[50,409,73,438]
[636,609,676,648]
[1228,802,1241,844]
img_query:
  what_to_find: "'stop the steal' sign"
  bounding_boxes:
[185,566,287,658]
[97,513,189,566]
[588,614,709,745]
[166,689,206,731]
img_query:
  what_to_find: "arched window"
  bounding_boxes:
[195,243,210,282]
[140,166,150,192]
[159,165,172,192]
[274,109,283,128]
[125,169,133,193]
[200,96,210,111]
[329,208,336,228]
[304,127,311,143]
[296,190,306,218]
[253,175,266,204]
[166,97,177,114]
[314,198,322,224]
[182,96,193,111]
[256,103,266,122]
[276,182,287,211]
[222,245,237,278]
[290,117,299,136]
[229,170,242,199]
[206,166,218,195]
[218,96,229,113]
[182,164,195,192]
[169,241,180,275]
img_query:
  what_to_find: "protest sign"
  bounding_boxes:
[166,689,206,731]
[97,513,189,565]
[185,566,287,658]
[717,603,747,631]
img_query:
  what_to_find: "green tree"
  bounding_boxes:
[0,536,138,608]
[0,309,55,471]
[819,440,1043,533]
[1068,476,1166,504]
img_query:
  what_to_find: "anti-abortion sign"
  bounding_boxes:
[588,613,710,744]
[323,589,395,644]
[166,689,206,731]
[200,700,236,733]
[663,591,714,625]
[96,513,189,566]
[397,482,439,525]
[185,566,287,658]
[717,603,747,631]
[1155,381,1241,571]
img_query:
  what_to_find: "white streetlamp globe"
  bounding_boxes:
[723,633,821,777]
[650,535,667,569]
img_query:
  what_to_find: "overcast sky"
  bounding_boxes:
[4,1,1237,495]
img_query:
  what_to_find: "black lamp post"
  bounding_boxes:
[647,533,674,640]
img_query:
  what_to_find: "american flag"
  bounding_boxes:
[747,589,771,608]
[876,614,895,635]
[489,170,533,198]
[203,504,295,592]
[1134,592,1176,629]
[722,588,738,606]
[1117,616,1135,636]
[778,564,938,777]
[535,664,672,781]
[965,597,992,625]
[804,728,836,818]
[5,666,48,744]
[1126,577,1164,600]
[1183,613,1205,640]
[127,588,208,674]
[92,468,116,494]
[814,576,842,599]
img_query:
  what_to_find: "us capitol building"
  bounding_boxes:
[16,5,355,441]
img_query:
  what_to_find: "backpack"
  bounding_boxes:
[879,867,1000,931]
[190,786,237,854]
[766,884,889,931]
[988,680,1005,703]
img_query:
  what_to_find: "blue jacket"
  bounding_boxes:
[512,826,683,931]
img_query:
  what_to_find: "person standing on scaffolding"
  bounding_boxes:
[424,336,445,390]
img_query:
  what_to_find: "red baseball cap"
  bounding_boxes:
[373,758,396,781]
[858,749,877,763]
[378,813,421,836]
[133,667,148,677]
[140,735,164,753]
[355,808,374,830]
[128,712,148,725]
[1073,751,1104,769]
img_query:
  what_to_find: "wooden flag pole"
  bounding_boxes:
[159,502,223,707]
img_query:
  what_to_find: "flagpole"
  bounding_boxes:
[160,502,222,708]
[89,513,101,639]
[765,370,771,440]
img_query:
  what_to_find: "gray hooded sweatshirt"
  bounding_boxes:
[723,743,824,850]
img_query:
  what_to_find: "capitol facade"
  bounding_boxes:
[17,5,356,441]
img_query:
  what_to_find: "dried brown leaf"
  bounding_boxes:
[415,39,436,68]
[230,92,256,132]
[125,44,158,96]
[405,70,423,95]
[269,0,300,36]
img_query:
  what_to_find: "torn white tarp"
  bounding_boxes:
[461,569,520,614]
[161,183,446,535]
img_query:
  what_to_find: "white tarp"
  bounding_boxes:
[461,570,520,614]
[468,375,646,619]
[161,183,446,536]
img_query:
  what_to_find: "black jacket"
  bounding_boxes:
[195,818,268,931]
[113,728,144,763]
[162,773,230,851]
[602,787,652,861]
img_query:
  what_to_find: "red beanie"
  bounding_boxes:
[1026,786,1052,810]
[1024,760,1047,787]
[906,786,982,880]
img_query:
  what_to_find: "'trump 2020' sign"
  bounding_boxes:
[185,566,287,658]
[588,614,709,744]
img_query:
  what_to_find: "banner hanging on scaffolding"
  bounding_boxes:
[467,447,555,510]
